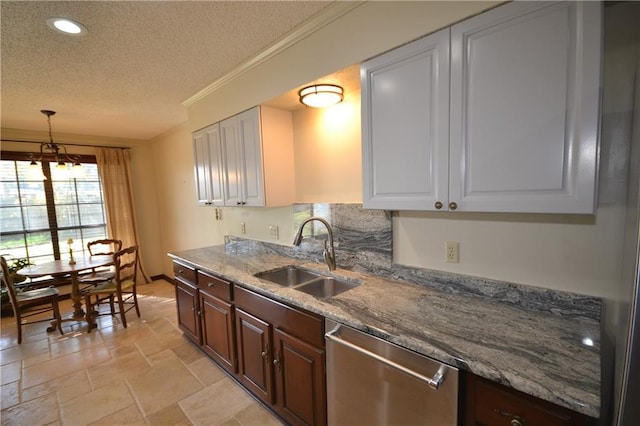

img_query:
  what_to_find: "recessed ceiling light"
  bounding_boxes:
[46,18,88,36]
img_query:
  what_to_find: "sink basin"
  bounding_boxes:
[294,277,360,299]
[254,265,360,299]
[254,265,322,287]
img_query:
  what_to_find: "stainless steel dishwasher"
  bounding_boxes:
[325,319,459,425]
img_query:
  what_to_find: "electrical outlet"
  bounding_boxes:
[446,241,459,263]
[269,225,279,239]
[240,222,246,234]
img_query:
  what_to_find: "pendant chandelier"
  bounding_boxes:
[28,110,82,180]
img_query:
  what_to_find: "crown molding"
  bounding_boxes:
[182,1,364,107]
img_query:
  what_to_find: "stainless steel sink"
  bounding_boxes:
[254,265,321,287]
[294,277,360,299]
[254,265,360,299]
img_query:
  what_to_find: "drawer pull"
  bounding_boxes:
[208,282,217,287]
[494,409,527,426]
[178,269,185,274]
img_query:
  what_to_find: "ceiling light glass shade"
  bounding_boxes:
[299,84,344,108]
[46,18,88,36]
[28,161,47,181]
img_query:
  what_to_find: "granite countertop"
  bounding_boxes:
[168,244,600,418]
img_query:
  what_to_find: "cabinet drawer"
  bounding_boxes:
[235,286,324,348]
[197,270,233,302]
[465,374,592,426]
[173,261,196,285]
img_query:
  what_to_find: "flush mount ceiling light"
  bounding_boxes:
[299,84,344,108]
[46,18,88,36]
[28,110,83,180]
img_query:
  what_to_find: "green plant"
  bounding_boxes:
[7,258,33,274]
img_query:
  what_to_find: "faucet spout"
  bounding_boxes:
[292,217,336,271]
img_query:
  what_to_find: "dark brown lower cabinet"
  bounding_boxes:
[173,262,237,375]
[235,286,326,426]
[175,273,200,344]
[173,261,326,426]
[274,328,325,426]
[200,291,236,373]
[465,373,595,426]
[236,308,274,402]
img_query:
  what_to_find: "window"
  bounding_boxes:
[0,153,107,267]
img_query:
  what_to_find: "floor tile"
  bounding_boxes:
[145,403,191,426]
[89,403,146,425]
[186,356,226,386]
[127,357,203,417]
[1,381,20,410]
[60,379,134,425]
[235,404,283,426]
[0,360,21,385]
[179,377,254,425]
[171,341,205,365]
[22,345,110,388]
[0,338,49,366]
[87,349,151,390]
[0,391,59,425]
[21,370,89,404]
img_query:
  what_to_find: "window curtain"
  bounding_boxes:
[95,148,150,283]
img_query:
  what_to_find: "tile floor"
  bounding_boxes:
[0,279,282,426]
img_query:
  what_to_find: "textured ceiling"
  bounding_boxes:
[0,1,333,141]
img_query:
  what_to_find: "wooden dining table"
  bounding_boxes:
[17,255,114,327]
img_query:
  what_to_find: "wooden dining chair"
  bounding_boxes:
[79,239,123,287]
[83,246,140,332]
[1,256,63,344]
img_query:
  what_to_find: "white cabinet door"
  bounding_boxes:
[220,107,265,206]
[237,108,265,207]
[362,28,450,210]
[449,1,601,213]
[193,123,224,206]
[220,115,244,206]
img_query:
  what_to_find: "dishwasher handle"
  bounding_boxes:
[325,326,447,390]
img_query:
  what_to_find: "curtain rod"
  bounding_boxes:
[1,139,131,150]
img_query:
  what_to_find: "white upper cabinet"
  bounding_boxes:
[362,28,450,210]
[362,1,602,214]
[193,123,224,206]
[194,106,295,207]
[449,1,602,213]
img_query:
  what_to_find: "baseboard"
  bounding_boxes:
[151,274,173,283]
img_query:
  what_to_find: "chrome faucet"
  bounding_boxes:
[293,216,336,271]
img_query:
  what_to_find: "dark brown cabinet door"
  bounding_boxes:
[273,328,326,426]
[200,291,236,373]
[465,374,593,426]
[235,308,274,404]
[175,278,200,344]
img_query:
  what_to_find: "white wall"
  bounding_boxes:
[150,123,226,275]
[154,0,627,305]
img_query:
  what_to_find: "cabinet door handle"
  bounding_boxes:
[273,351,281,370]
[261,344,270,359]
[494,409,527,426]
[449,202,458,210]
[435,201,443,209]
